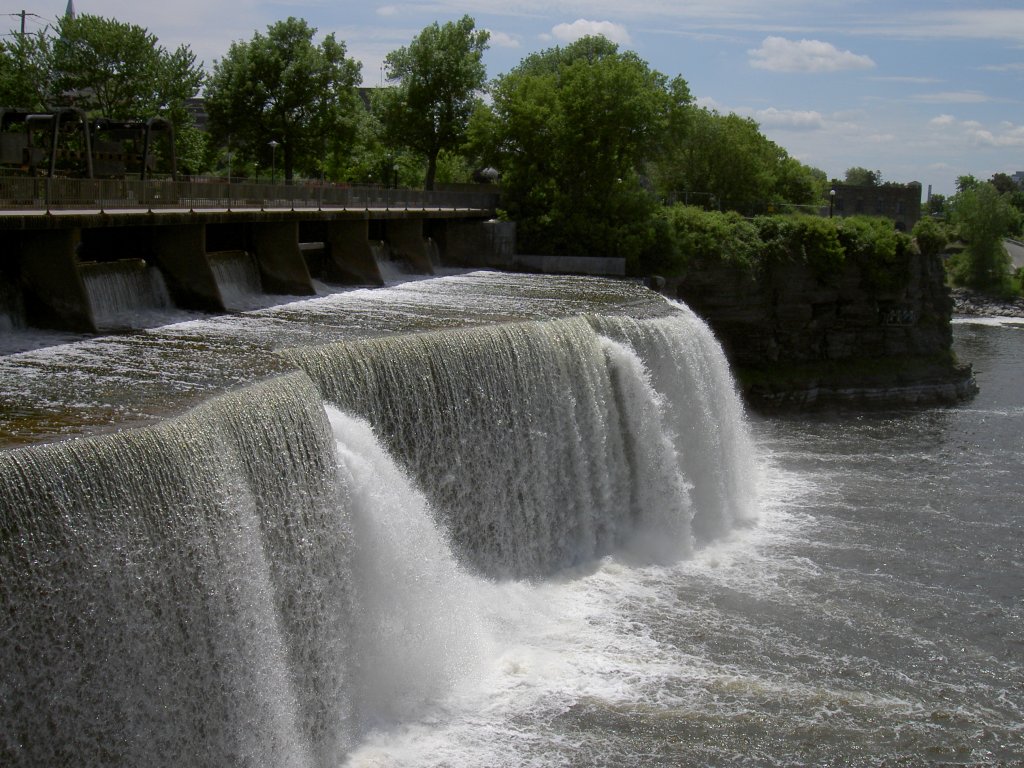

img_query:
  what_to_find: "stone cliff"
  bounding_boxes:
[673,245,977,410]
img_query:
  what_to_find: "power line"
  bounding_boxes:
[3,10,43,36]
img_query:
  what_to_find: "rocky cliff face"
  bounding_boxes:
[673,246,976,410]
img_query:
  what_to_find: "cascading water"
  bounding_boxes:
[80,259,175,329]
[0,374,357,767]
[209,250,264,309]
[0,273,760,767]
[286,310,755,578]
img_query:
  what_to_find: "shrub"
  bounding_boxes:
[836,216,909,292]
[912,216,948,260]
[663,205,761,271]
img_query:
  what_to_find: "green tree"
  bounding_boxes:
[955,174,980,193]
[377,15,489,190]
[51,14,203,122]
[481,35,687,258]
[205,17,362,183]
[949,182,1014,291]
[0,31,52,109]
[844,167,882,186]
[989,172,1018,195]
[655,108,823,214]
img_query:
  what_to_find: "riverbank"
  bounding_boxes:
[951,286,1024,319]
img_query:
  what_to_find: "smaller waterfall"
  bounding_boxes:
[210,250,264,309]
[329,409,493,730]
[424,236,441,269]
[80,259,174,329]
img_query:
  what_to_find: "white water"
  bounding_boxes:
[4,274,1020,765]
[81,259,178,329]
[210,250,265,309]
[0,282,759,766]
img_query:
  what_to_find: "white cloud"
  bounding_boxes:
[754,107,826,130]
[966,122,1024,147]
[376,6,400,17]
[929,114,957,127]
[748,37,875,73]
[485,29,521,48]
[886,10,1024,44]
[912,91,990,104]
[551,19,632,46]
[979,62,1024,73]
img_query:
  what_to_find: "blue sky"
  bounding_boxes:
[10,1,1024,196]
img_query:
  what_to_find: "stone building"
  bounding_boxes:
[829,181,922,232]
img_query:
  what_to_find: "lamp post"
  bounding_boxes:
[269,140,280,184]
[392,163,399,189]
[829,188,836,218]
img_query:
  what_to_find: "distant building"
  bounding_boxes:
[1012,171,1024,189]
[829,181,922,232]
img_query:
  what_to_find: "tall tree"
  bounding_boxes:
[50,14,203,122]
[481,35,688,256]
[951,181,1014,291]
[844,167,882,186]
[205,17,361,183]
[378,15,489,190]
[655,108,822,214]
[0,31,53,110]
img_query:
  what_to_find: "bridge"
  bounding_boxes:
[0,177,511,333]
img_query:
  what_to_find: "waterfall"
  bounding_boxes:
[0,374,356,768]
[329,409,494,731]
[0,284,759,766]
[210,250,264,309]
[285,309,756,579]
[80,259,174,329]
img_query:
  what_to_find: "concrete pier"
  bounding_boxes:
[150,224,225,312]
[248,221,315,296]
[15,228,96,332]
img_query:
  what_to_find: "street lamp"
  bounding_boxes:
[269,140,280,184]
[392,162,399,189]
[829,187,836,218]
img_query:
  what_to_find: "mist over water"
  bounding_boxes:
[0,274,1020,766]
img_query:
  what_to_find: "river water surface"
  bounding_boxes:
[1,275,1020,766]
[343,317,1023,767]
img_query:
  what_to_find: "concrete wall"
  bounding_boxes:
[12,229,96,332]
[514,254,625,277]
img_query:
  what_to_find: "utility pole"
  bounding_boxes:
[15,10,41,37]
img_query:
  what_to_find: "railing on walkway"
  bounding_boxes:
[0,176,500,214]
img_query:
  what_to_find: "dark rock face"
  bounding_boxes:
[673,248,977,410]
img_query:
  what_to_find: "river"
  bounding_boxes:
[0,273,1020,766]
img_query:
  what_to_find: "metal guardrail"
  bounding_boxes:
[0,177,500,213]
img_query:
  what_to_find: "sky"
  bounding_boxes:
[6,1,1024,196]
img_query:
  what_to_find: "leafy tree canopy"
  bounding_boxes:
[479,35,689,257]
[0,31,53,110]
[50,14,203,123]
[654,107,826,214]
[949,181,1014,291]
[205,17,362,183]
[844,167,882,186]
[377,15,489,190]
[1,14,202,124]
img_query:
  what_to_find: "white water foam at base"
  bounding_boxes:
[334,440,798,768]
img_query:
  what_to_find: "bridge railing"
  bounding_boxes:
[0,176,500,213]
